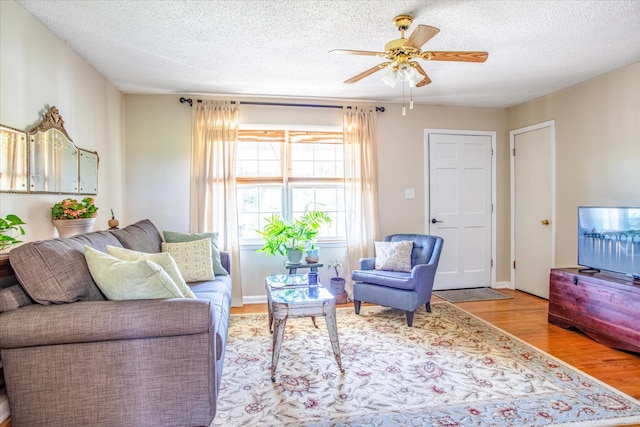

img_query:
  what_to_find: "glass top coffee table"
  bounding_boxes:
[265,274,345,382]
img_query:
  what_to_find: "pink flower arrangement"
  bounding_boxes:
[51,197,99,220]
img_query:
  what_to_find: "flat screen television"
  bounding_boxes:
[578,206,640,279]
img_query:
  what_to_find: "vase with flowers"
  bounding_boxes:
[51,197,99,237]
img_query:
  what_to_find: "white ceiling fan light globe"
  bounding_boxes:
[396,62,416,82]
[381,67,398,87]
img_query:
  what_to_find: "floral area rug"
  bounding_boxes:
[212,303,640,426]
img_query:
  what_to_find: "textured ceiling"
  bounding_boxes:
[15,0,640,108]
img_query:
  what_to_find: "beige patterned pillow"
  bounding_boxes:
[161,238,214,282]
[374,240,413,272]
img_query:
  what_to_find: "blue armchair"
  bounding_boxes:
[351,234,444,326]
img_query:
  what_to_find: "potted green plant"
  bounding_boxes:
[327,259,347,303]
[0,213,26,253]
[257,208,331,264]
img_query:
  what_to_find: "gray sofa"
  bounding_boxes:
[0,219,231,427]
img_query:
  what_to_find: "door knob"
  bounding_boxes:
[541,219,550,226]
[431,218,443,224]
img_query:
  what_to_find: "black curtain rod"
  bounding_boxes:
[179,97,385,112]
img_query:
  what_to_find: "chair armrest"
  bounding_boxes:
[358,257,376,270]
[0,298,213,349]
[412,262,439,279]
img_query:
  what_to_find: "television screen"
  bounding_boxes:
[578,206,640,279]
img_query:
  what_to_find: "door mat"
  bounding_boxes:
[433,287,512,303]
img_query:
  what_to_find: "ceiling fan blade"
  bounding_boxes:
[330,49,387,57]
[424,51,489,62]
[412,62,432,87]
[344,62,391,84]
[404,25,440,49]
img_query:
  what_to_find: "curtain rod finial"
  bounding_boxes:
[179,97,193,107]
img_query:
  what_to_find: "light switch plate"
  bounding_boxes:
[404,188,415,199]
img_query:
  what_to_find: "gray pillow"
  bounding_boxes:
[162,230,229,276]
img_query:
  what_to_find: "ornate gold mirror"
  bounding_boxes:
[0,106,99,195]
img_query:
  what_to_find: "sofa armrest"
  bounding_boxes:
[0,298,213,349]
[358,257,375,270]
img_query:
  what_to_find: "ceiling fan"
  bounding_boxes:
[330,15,488,87]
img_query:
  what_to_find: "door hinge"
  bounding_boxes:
[491,259,494,268]
[512,147,516,156]
[491,147,494,156]
[513,260,516,269]
[491,203,494,213]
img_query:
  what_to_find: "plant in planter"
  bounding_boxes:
[257,208,331,264]
[0,214,26,253]
[305,243,320,263]
[327,259,347,303]
[51,197,99,237]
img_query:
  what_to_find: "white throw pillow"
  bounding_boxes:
[106,245,197,298]
[161,238,215,282]
[84,245,185,300]
[374,240,414,272]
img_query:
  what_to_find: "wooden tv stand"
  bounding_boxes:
[548,268,640,353]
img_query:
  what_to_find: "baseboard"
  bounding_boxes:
[242,295,267,305]
[493,281,513,289]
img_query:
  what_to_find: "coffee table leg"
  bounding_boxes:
[271,317,287,382]
[325,309,345,373]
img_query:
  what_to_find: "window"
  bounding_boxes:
[236,128,345,241]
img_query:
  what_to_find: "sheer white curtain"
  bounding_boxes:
[343,107,381,297]
[190,100,243,306]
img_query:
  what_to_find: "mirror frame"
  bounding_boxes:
[0,106,98,195]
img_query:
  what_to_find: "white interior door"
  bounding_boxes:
[427,131,494,290]
[511,122,555,299]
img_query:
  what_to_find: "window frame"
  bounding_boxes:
[236,124,345,246]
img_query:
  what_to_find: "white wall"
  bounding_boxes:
[123,96,508,302]
[507,62,640,268]
[0,0,124,241]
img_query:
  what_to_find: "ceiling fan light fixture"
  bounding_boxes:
[396,62,414,81]
[381,67,398,87]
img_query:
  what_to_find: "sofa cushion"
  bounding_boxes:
[161,239,215,282]
[110,219,164,253]
[9,231,122,304]
[106,245,196,298]
[374,240,413,272]
[85,246,185,300]
[163,230,229,276]
[0,285,32,312]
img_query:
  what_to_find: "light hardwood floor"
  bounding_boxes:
[232,289,640,401]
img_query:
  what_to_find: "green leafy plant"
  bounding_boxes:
[327,260,343,277]
[0,214,26,252]
[52,197,99,220]
[257,208,332,256]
